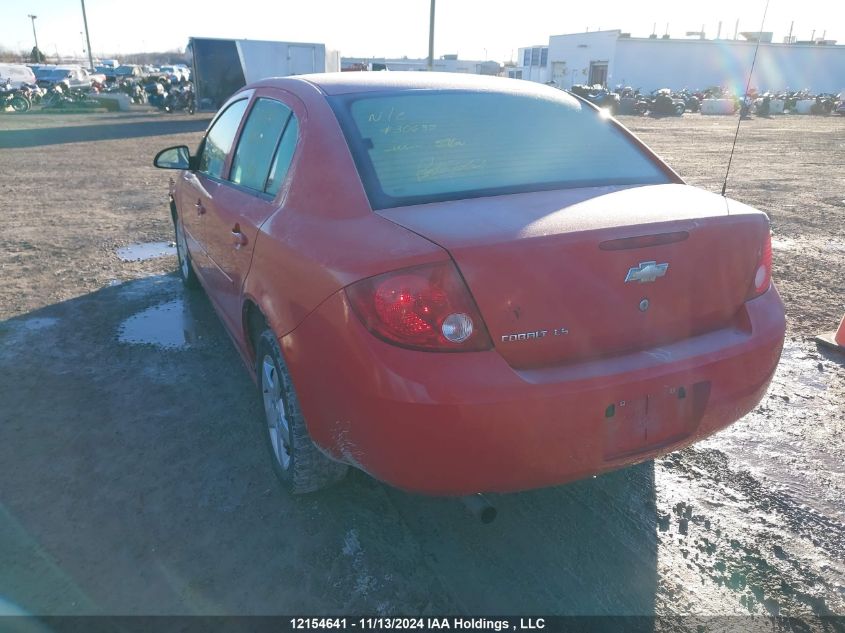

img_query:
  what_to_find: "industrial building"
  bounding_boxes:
[516,30,845,93]
[341,54,501,75]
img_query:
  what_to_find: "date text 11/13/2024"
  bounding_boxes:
[290,618,546,630]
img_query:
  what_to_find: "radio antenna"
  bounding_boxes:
[721,0,770,196]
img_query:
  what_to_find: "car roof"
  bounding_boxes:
[253,71,561,98]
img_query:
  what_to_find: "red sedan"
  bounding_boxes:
[154,73,785,496]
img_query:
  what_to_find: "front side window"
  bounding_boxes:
[230,98,292,192]
[198,98,249,179]
[332,90,672,210]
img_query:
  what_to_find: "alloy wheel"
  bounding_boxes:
[261,356,291,470]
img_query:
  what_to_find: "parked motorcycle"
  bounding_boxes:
[43,84,99,109]
[163,85,195,114]
[811,94,836,115]
[144,80,166,108]
[118,79,146,105]
[674,89,700,113]
[0,79,31,113]
[753,93,772,117]
[641,88,685,116]
[19,82,44,105]
[569,84,620,114]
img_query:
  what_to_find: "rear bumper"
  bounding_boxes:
[283,286,785,495]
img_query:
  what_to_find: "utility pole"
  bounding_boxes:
[427,0,435,71]
[80,0,95,71]
[27,14,39,57]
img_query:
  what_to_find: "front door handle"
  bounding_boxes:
[195,199,205,215]
[231,224,248,249]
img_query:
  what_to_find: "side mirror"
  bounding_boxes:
[154,145,191,170]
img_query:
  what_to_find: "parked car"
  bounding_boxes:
[114,64,143,81]
[0,63,37,89]
[95,65,117,82]
[159,65,188,83]
[35,65,96,90]
[153,73,785,497]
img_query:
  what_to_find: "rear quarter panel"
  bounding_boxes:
[241,79,446,342]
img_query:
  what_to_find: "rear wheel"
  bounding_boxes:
[173,213,199,288]
[256,329,347,494]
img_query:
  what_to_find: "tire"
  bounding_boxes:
[674,103,685,116]
[256,329,348,494]
[10,96,30,112]
[173,213,199,288]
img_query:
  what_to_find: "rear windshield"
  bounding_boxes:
[331,90,672,210]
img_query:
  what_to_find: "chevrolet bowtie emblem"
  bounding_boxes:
[625,261,669,283]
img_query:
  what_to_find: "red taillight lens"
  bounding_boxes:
[345,261,493,352]
[746,232,772,300]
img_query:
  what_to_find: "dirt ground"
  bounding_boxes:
[0,108,843,623]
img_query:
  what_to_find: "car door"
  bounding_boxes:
[202,90,302,332]
[176,97,250,285]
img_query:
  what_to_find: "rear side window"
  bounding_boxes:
[265,117,299,196]
[198,98,249,179]
[332,90,672,209]
[230,98,293,192]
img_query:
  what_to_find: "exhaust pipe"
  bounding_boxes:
[461,493,497,524]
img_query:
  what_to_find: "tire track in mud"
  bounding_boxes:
[669,449,845,563]
[658,448,845,616]
[384,462,661,615]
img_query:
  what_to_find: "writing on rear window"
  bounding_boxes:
[336,90,671,209]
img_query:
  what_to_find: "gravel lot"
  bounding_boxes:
[0,108,843,621]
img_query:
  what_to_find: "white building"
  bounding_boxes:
[517,29,845,93]
[342,55,501,75]
[513,45,549,82]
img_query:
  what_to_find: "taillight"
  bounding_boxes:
[746,231,772,300]
[345,261,493,352]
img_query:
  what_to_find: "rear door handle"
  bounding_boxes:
[195,199,205,215]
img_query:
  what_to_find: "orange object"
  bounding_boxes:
[816,313,845,352]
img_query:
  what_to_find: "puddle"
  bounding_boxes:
[116,242,176,262]
[117,300,196,349]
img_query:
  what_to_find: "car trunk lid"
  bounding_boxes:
[376,183,769,369]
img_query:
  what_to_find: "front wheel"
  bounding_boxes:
[173,213,199,288]
[256,329,348,494]
[10,96,30,112]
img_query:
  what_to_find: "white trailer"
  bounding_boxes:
[188,37,336,110]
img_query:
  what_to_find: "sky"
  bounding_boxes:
[0,0,842,61]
